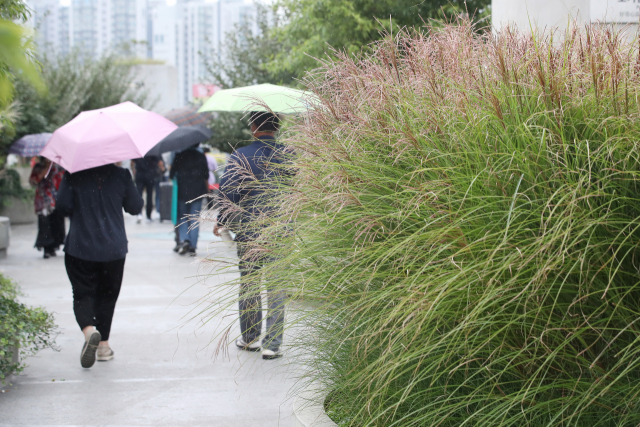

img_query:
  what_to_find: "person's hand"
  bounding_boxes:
[213,223,224,237]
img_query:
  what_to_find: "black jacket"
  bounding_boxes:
[56,165,143,262]
[169,148,209,201]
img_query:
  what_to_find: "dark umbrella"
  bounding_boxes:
[9,133,53,157]
[146,125,213,157]
[164,105,211,126]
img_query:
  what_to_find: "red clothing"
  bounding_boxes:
[29,163,64,215]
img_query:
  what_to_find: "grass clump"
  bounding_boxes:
[209,20,640,426]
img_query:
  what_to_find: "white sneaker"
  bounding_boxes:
[145,218,153,223]
[97,345,114,361]
[262,348,282,360]
[136,214,142,224]
[236,338,261,352]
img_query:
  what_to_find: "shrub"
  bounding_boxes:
[0,168,33,208]
[208,20,640,427]
[0,273,56,384]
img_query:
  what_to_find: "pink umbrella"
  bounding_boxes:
[41,102,178,173]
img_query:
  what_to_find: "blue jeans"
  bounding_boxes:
[177,199,201,248]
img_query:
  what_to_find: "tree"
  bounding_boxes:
[202,4,294,153]
[268,0,491,79]
[0,0,42,167]
[1,50,151,153]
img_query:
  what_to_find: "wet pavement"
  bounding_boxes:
[0,214,295,426]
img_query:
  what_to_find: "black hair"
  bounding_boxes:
[203,147,211,153]
[249,111,280,132]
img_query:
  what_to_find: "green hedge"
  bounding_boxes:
[0,273,56,384]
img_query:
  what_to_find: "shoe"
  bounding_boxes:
[262,348,282,360]
[43,252,50,259]
[136,214,142,224]
[236,338,261,352]
[80,329,101,368]
[97,346,114,362]
[173,243,181,253]
[145,218,153,223]
[178,241,191,255]
[49,250,57,257]
[188,247,196,257]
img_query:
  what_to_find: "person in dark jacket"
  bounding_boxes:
[214,112,290,360]
[169,144,209,256]
[56,164,143,368]
[131,155,164,222]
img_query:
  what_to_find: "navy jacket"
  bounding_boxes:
[218,136,290,242]
[56,165,143,262]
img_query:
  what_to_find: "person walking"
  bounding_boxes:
[214,112,289,360]
[56,163,143,368]
[29,157,66,258]
[203,147,219,187]
[132,155,163,223]
[169,144,209,256]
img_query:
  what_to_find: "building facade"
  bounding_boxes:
[27,0,257,108]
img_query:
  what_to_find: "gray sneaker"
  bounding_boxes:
[80,330,101,368]
[97,346,114,361]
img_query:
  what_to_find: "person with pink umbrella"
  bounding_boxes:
[44,102,177,368]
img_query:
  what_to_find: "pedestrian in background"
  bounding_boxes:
[132,155,163,223]
[56,163,143,368]
[214,112,288,360]
[203,147,219,187]
[169,144,208,256]
[29,157,66,259]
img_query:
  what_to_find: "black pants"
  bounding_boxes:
[65,254,125,341]
[35,210,65,252]
[136,176,155,219]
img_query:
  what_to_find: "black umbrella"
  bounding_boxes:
[146,125,213,157]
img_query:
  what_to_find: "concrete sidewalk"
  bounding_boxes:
[0,215,295,426]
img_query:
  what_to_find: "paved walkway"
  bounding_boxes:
[0,215,295,426]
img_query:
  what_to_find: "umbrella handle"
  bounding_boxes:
[44,161,53,178]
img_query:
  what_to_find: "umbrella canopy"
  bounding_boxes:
[197,83,314,114]
[41,102,178,173]
[146,125,213,157]
[164,105,211,126]
[9,133,52,157]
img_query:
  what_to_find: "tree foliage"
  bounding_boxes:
[0,50,151,157]
[202,4,294,153]
[268,0,491,79]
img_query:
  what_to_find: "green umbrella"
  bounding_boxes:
[197,83,314,114]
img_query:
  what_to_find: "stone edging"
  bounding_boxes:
[292,383,339,427]
[0,216,9,259]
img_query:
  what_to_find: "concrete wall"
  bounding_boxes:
[492,0,639,35]
[132,63,179,115]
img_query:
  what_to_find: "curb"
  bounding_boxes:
[292,383,338,427]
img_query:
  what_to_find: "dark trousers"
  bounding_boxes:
[237,244,285,351]
[65,254,125,341]
[35,209,65,252]
[136,176,155,219]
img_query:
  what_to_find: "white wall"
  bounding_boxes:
[492,0,589,32]
[492,0,640,34]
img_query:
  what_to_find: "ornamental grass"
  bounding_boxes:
[208,20,640,426]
